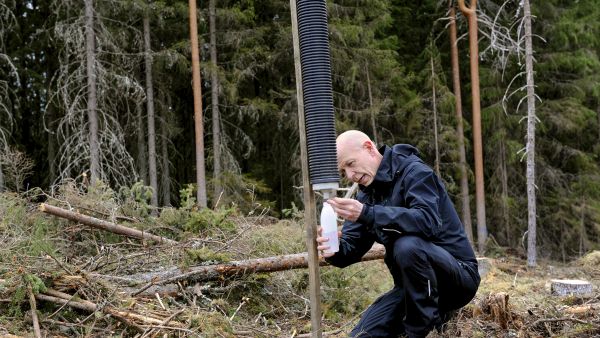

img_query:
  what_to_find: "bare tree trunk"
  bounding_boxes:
[39,203,177,245]
[161,98,171,206]
[365,62,379,145]
[0,162,4,192]
[209,0,222,207]
[189,0,207,208]
[579,198,585,257]
[449,2,473,244]
[500,138,511,246]
[430,51,440,177]
[523,0,537,268]
[458,0,487,253]
[143,15,159,213]
[136,103,147,184]
[84,0,100,183]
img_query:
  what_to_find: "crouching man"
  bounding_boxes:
[317,130,480,338]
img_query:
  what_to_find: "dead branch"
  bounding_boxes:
[39,203,177,245]
[531,317,600,329]
[35,289,186,329]
[26,284,42,338]
[131,244,386,295]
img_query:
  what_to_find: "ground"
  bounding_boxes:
[0,189,598,337]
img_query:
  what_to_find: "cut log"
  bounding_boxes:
[550,279,593,297]
[131,244,387,293]
[39,203,177,245]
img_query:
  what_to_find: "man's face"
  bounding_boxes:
[337,141,379,186]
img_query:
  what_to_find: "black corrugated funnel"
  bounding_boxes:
[296,0,339,190]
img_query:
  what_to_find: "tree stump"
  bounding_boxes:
[550,279,593,297]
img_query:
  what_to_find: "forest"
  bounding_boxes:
[0,0,599,337]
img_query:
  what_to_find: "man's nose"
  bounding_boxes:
[346,170,356,181]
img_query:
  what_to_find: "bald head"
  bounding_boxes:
[336,130,373,151]
[336,130,382,186]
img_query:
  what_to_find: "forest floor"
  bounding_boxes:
[0,184,599,337]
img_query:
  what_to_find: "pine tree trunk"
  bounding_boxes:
[189,0,208,208]
[0,162,4,192]
[449,3,473,244]
[431,52,440,177]
[47,55,58,184]
[523,0,537,267]
[136,103,147,184]
[458,0,487,253]
[365,62,379,145]
[209,0,222,207]
[161,97,171,206]
[84,0,100,183]
[143,14,159,212]
[500,138,511,246]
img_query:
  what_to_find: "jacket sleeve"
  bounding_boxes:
[357,165,443,239]
[326,194,376,268]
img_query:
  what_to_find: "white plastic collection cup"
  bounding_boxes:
[320,202,339,253]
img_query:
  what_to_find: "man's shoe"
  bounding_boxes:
[435,309,458,333]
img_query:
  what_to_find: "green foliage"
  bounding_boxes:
[183,247,231,267]
[119,181,154,217]
[179,183,197,211]
[183,207,237,235]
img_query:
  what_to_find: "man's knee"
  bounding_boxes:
[393,236,427,269]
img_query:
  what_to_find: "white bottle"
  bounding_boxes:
[320,202,339,254]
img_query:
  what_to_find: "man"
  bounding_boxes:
[317,130,480,338]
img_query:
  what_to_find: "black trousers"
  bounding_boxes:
[350,236,480,338]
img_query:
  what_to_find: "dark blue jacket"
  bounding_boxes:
[327,144,477,285]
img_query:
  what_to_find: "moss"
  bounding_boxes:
[188,311,234,337]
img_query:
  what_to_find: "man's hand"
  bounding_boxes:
[327,197,363,222]
[316,226,341,258]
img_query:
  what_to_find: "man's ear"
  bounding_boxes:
[362,140,377,154]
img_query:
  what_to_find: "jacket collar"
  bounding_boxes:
[359,144,420,193]
[360,145,394,193]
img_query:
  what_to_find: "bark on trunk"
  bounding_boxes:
[458,0,487,253]
[161,97,171,206]
[431,51,440,177]
[0,162,4,192]
[84,0,100,183]
[143,15,159,212]
[133,244,386,287]
[189,0,207,208]
[500,138,511,246]
[523,0,537,267]
[136,103,147,185]
[365,62,379,145]
[39,203,177,245]
[449,2,473,244]
[209,0,222,207]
